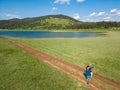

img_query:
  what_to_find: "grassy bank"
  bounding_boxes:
[0,38,90,90]
[49,28,120,32]
[0,28,120,32]
[16,32,120,83]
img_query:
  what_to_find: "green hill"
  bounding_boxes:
[0,14,120,30]
[0,14,81,30]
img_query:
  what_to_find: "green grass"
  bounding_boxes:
[1,28,120,32]
[16,31,120,83]
[0,38,91,90]
[50,28,120,32]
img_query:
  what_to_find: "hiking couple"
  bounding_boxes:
[84,64,94,84]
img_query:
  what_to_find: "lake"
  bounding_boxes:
[0,31,103,38]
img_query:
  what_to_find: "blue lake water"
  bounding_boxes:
[0,31,103,38]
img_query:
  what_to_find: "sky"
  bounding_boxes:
[0,0,120,22]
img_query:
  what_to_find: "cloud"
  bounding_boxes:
[117,12,120,16]
[54,0,70,4]
[0,13,21,20]
[90,12,96,17]
[73,13,80,20]
[103,16,111,21]
[97,12,106,16]
[110,9,118,13]
[54,0,85,4]
[88,9,120,22]
[76,0,85,3]
[52,7,58,11]
[89,12,106,17]
[110,8,120,16]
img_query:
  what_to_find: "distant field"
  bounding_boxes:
[16,31,120,83]
[0,39,91,90]
[0,28,120,32]
[50,28,120,32]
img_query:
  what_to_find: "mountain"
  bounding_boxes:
[0,14,81,30]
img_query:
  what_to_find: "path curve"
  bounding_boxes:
[2,37,120,90]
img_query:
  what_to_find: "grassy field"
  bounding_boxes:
[1,28,120,32]
[16,31,120,83]
[0,38,91,90]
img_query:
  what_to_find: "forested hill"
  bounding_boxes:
[0,14,120,30]
[0,14,81,30]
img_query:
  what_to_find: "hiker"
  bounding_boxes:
[84,64,94,84]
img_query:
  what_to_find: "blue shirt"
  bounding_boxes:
[85,66,94,76]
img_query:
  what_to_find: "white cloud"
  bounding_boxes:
[89,12,106,17]
[103,16,111,21]
[97,12,106,16]
[117,12,120,16]
[104,16,111,20]
[54,0,70,4]
[110,8,120,16]
[90,12,96,17]
[52,7,58,11]
[110,9,118,13]
[84,9,120,22]
[76,0,85,3]
[1,13,21,19]
[73,13,80,20]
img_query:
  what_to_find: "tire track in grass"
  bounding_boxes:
[2,37,120,90]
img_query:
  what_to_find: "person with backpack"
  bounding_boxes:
[84,64,94,84]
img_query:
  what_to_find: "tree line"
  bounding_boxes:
[67,22,120,29]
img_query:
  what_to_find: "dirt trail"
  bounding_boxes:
[2,37,120,90]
